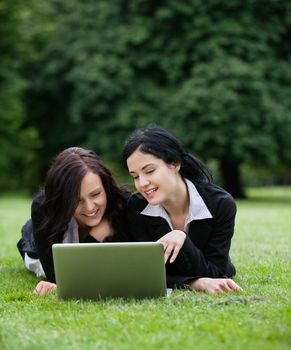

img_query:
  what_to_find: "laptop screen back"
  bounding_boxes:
[52,242,167,300]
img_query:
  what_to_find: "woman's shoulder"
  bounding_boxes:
[31,191,45,209]
[194,181,233,199]
[126,192,148,212]
[193,181,236,215]
[31,191,46,229]
[119,186,132,201]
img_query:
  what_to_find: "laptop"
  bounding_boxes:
[52,242,167,300]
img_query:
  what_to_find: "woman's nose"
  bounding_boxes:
[84,199,95,211]
[139,176,150,187]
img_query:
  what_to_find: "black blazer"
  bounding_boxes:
[31,191,129,283]
[126,180,237,288]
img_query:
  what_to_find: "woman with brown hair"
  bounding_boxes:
[18,147,129,295]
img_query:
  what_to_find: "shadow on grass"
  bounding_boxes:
[239,196,291,204]
[214,295,263,306]
[238,186,291,204]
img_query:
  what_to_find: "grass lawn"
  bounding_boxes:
[0,187,290,350]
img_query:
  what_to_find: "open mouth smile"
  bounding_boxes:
[83,209,99,217]
[144,188,158,196]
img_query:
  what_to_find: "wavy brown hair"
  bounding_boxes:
[38,147,128,244]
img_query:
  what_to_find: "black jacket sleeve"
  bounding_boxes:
[31,192,56,283]
[126,184,237,289]
[167,193,236,287]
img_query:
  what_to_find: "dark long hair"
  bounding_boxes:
[39,147,127,244]
[122,126,212,183]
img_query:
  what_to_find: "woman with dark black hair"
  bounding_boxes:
[18,147,128,295]
[122,126,242,294]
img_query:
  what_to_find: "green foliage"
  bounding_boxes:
[24,0,134,176]
[1,188,291,349]
[2,0,290,193]
[0,0,42,192]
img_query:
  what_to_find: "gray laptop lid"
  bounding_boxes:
[52,242,167,300]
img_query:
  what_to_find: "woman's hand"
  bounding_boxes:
[190,277,243,294]
[157,230,186,263]
[34,281,57,296]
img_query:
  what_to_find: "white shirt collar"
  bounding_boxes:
[140,179,213,232]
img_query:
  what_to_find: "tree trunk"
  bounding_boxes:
[220,159,246,198]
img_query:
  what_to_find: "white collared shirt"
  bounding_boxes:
[140,179,213,233]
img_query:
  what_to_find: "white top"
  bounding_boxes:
[140,179,213,233]
[24,217,80,278]
[62,217,80,243]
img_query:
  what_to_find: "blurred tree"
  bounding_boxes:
[25,0,134,181]
[119,0,291,197]
[0,0,40,192]
[160,0,291,197]
[24,0,291,196]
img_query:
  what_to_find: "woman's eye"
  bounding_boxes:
[92,192,101,197]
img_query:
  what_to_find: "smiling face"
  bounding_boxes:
[74,171,107,228]
[127,149,181,206]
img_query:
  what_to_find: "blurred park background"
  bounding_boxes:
[1,0,290,198]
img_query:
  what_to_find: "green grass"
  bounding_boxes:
[0,188,290,350]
